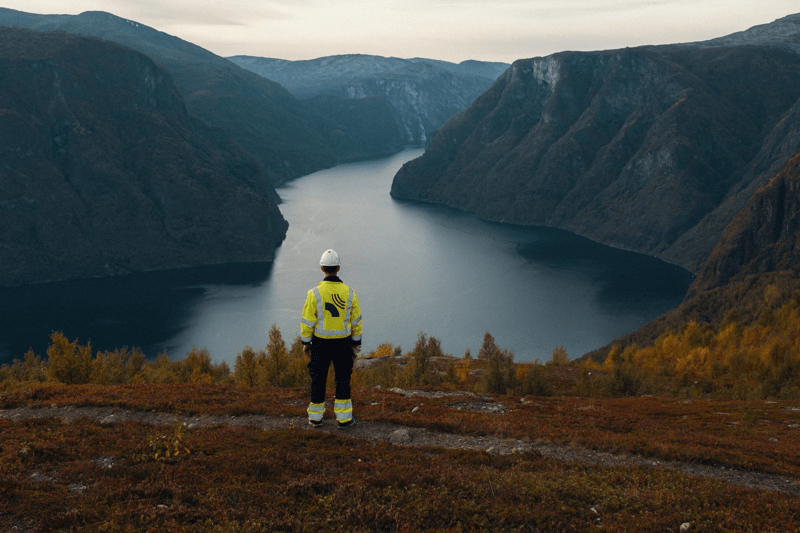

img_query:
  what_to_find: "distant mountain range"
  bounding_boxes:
[0,27,288,286]
[229,54,509,145]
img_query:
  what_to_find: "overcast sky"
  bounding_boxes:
[4,1,798,63]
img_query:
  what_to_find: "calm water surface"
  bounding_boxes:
[0,149,693,365]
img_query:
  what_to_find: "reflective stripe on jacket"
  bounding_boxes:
[301,278,362,343]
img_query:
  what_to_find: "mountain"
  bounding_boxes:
[302,94,406,161]
[228,54,509,145]
[0,8,337,183]
[390,14,800,273]
[0,27,288,287]
[407,58,510,80]
[583,149,800,360]
[691,150,800,294]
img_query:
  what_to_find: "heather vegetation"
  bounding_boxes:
[2,315,800,530]
[2,381,799,531]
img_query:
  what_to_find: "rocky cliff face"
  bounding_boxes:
[0,8,338,183]
[690,151,800,294]
[0,27,288,286]
[391,14,800,272]
[303,94,406,161]
[229,54,508,145]
[584,149,800,360]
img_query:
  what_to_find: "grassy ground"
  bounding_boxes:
[1,384,799,531]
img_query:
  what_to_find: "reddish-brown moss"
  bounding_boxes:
[1,413,798,532]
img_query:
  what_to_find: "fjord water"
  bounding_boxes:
[0,149,693,366]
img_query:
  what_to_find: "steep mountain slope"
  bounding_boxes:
[229,54,508,145]
[229,55,413,98]
[303,94,406,161]
[691,151,800,294]
[0,8,336,183]
[0,27,288,286]
[584,148,800,360]
[391,14,800,272]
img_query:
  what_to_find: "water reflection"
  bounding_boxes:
[0,262,273,364]
[514,230,693,315]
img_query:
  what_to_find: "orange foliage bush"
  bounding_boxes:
[598,289,800,399]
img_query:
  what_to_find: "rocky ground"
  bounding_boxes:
[2,387,797,496]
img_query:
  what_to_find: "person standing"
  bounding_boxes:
[301,249,362,428]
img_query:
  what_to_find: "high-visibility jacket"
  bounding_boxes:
[301,276,362,344]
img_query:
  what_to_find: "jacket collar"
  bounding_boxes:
[322,275,342,283]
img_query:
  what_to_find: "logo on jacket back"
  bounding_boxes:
[324,293,347,318]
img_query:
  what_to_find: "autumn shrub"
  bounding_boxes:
[47,331,91,384]
[91,347,145,384]
[369,342,395,358]
[477,332,498,360]
[178,347,214,383]
[574,366,599,397]
[596,346,640,396]
[353,355,404,389]
[141,417,192,462]
[233,327,308,389]
[234,346,259,387]
[602,286,800,399]
[477,333,516,394]
[454,350,472,389]
[139,352,180,383]
[549,345,569,365]
[518,360,552,396]
[401,332,445,387]
[259,324,290,386]
[284,336,310,387]
[257,325,307,387]
[602,364,643,396]
[0,350,48,386]
[443,357,459,388]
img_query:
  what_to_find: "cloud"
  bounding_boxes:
[124,0,296,27]
[2,0,798,62]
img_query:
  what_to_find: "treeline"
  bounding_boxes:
[352,332,553,396]
[0,326,553,396]
[582,288,800,399]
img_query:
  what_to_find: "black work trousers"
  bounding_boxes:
[308,336,355,404]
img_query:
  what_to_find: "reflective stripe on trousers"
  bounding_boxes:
[307,402,325,422]
[334,398,352,423]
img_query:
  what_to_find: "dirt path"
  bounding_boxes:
[1,403,798,496]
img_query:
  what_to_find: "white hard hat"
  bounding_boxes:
[320,249,340,266]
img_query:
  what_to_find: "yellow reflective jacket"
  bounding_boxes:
[301,277,362,344]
